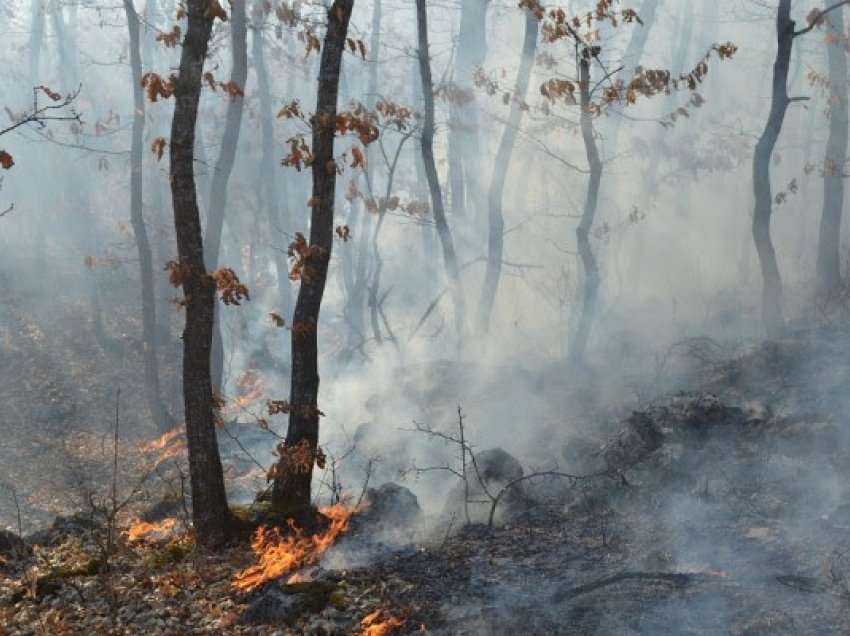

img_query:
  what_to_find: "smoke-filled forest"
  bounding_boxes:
[3,0,850,633]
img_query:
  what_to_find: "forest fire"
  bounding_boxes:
[360,609,405,635]
[225,368,265,414]
[125,517,178,543]
[233,503,355,592]
[142,427,186,467]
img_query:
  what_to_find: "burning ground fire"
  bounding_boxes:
[233,503,356,592]
[142,427,186,467]
[224,368,265,415]
[360,609,405,635]
[125,517,179,543]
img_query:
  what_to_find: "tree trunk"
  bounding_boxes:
[270,0,355,516]
[344,0,381,348]
[205,0,248,396]
[416,0,465,340]
[454,0,490,224]
[252,6,293,329]
[29,0,44,83]
[605,0,659,160]
[569,57,603,365]
[817,0,848,295]
[169,0,231,547]
[124,0,168,431]
[752,0,794,338]
[476,7,538,332]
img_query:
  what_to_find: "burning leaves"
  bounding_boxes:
[142,427,187,468]
[232,504,355,592]
[360,609,405,635]
[125,517,179,543]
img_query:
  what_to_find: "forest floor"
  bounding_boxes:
[3,312,850,633]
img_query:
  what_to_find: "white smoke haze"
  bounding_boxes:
[2,0,850,633]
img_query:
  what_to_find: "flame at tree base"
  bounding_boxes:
[233,503,356,592]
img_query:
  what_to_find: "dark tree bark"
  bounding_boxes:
[252,7,293,331]
[169,0,231,547]
[752,1,797,338]
[124,0,168,431]
[270,0,354,516]
[569,57,603,365]
[205,0,248,395]
[416,0,465,339]
[817,1,848,296]
[476,7,538,332]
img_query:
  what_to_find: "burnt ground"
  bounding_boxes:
[2,324,850,634]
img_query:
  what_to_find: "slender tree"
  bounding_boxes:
[604,0,660,160]
[270,0,355,516]
[343,0,382,348]
[206,0,248,395]
[751,0,850,337]
[817,1,848,296]
[28,0,44,83]
[123,0,168,431]
[453,0,490,222]
[169,0,231,546]
[416,0,465,339]
[252,5,294,328]
[476,5,539,332]
[569,55,603,365]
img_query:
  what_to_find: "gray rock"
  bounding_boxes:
[474,448,523,484]
[360,482,422,529]
[442,448,528,525]
[239,589,303,625]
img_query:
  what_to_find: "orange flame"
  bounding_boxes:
[143,428,182,453]
[360,609,405,636]
[225,369,265,414]
[233,504,355,592]
[125,517,178,543]
[142,428,187,467]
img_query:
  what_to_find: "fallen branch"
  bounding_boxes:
[552,571,695,603]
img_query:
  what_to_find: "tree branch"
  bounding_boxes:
[794,0,850,37]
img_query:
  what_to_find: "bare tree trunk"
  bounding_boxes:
[416,0,465,340]
[476,7,538,332]
[270,0,354,516]
[344,0,381,347]
[252,8,293,327]
[817,0,848,295]
[752,0,795,338]
[124,0,168,431]
[605,0,660,159]
[29,0,44,82]
[205,0,248,396]
[569,57,603,365]
[454,0,490,224]
[169,0,231,547]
